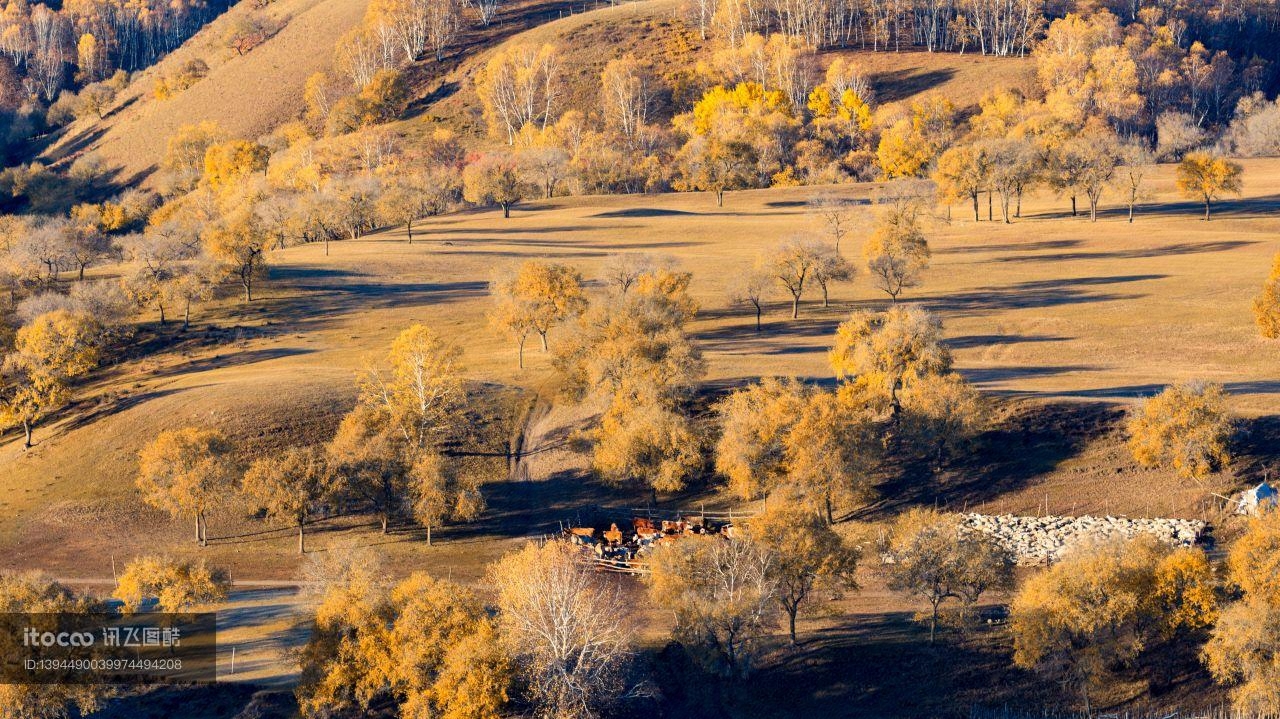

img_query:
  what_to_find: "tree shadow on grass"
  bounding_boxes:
[856,401,1124,519]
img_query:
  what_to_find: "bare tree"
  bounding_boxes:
[491,541,632,719]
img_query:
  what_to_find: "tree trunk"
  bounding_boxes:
[78,265,86,281]
[788,609,798,644]
[22,420,32,449]
[502,203,511,219]
[183,301,191,331]
[298,521,305,554]
[381,513,389,534]
[324,237,330,256]
[1016,190,1023,218]
[518,336,526,369]
[196,514,202,543]
[791,294,799,319]
[1090,200,1097,222]
[929,601,939,643]
[972,193,979,221]
[716,190,725,207]
[539,331,549,352]
[987,190,992,221]
[754,304,761,331]
[1071,195,1077,216]
[406,220,413,244]
[1204,199,1211,220]
[426,523,432,546]
[822,286,830,308]
[159,304,166,324]
[1128,202,1135,223]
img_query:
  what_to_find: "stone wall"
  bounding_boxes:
[961,513,1206,564]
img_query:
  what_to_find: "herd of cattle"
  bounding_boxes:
[563,515,739,572]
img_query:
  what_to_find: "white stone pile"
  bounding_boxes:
[960,513,1205,565]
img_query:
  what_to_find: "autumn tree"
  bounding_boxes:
[463,152,530,218]
[934,142,991,221]
[298,563,511,719]
[475,43,562,144]
[1254,253,1280,339]
[1115,142,1153,223]
[555,268,703,404]
[364,323,465,452]
[407,451,485,545]
[808,194,858,254]
[765,238,823,319]
[862,207,930,302]
[811,247,854,308]
[331,324,470,534]
[589,381,701,494]
[203,207,269,302]
[600,54,653,143]
[647,536,779,677]
[714,377,808,501]
[1012,535,1216,714]
[678,136,757,207]
[728,265,770,331]
[1073,130,1122,222]
[555,269,704,495]
[1176,151,1244,220]
[1127,380,1232,481]
[599,253,657,298]
[898,372,988,464]
[0,572,106,718]
[491,541,632,718]
[162,121,228,192]
[1206,511,1280,715]
[202,139,270,192]
[242,447,336,553]
[136,427,236,545]
[747,496,859,643]
[829,304,952,417]
[377,168,457,244]
[1,309,100,448]
[115,556,230,612]
[488,260,587,366]
[882,509,1014,643]
[328,406,412,534]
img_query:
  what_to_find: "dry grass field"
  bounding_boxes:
[3,157,1277,576]
[2,155,1277,716]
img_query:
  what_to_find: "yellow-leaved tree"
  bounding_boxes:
[881,508,1014,643]
[488,260,588,367]
[1205,511,1280,715]
[297,555,511,719]
[241,447,336,553]
[861,206,931,303]
[1012,535,1216,715]
[136,427,236,545]
[829,304,951,417]
[1176,151,1243,220]
[115,556,230,612]
[1253,253,1280,339]
[0,572,106,717]
[1127,381,1232,481]
[1,309,100,448]
[746,495,859,643]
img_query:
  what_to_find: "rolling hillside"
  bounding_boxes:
[2,160,1278,583]
[39,0,1034,185]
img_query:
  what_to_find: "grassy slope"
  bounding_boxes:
[3,159,1278,581]
[42,0,370,183]
[40,0,1034,185]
